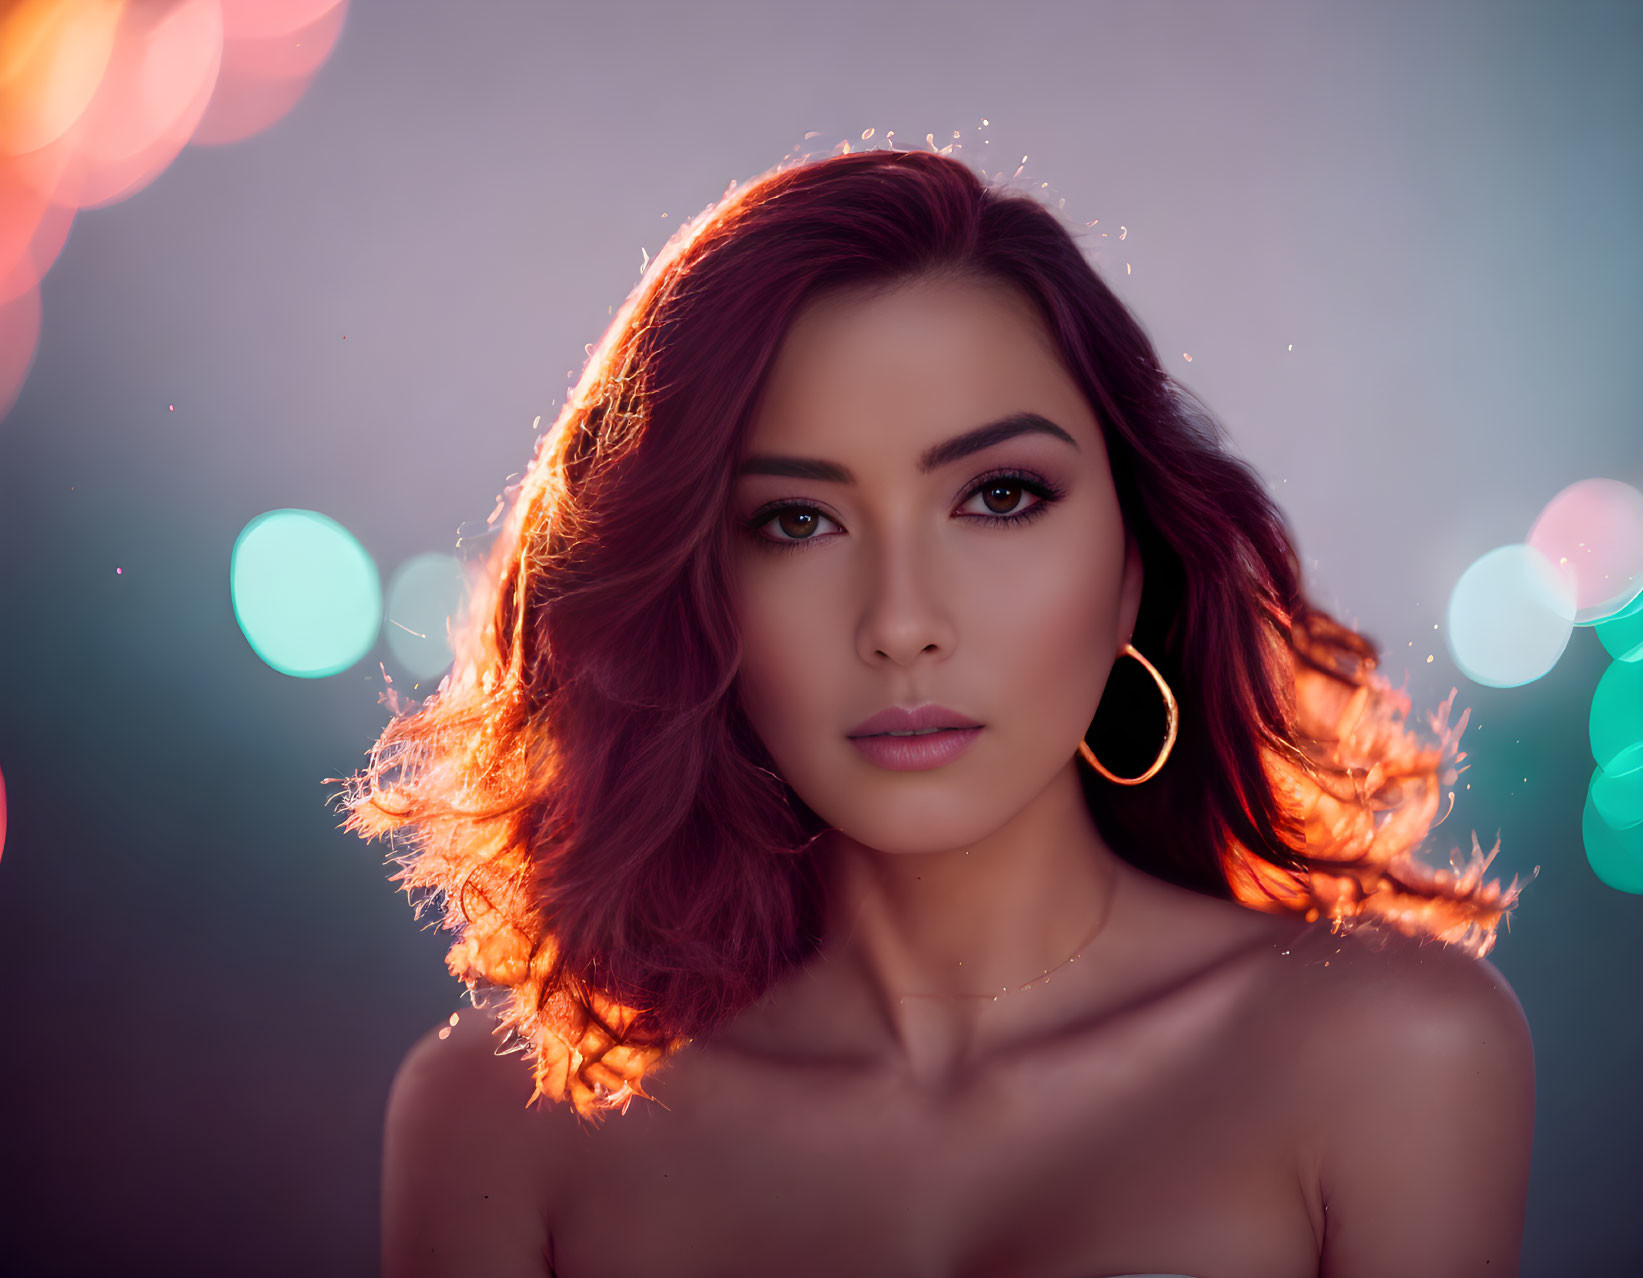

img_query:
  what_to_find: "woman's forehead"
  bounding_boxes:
[746,276,1087,454]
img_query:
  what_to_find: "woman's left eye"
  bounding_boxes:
[963,475,1048,518]
[745,469,1065,553]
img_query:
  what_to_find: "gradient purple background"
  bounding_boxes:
[1,0,1638,1272]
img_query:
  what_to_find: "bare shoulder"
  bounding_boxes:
[389,1001,544,1116]
[1288,920,1532,1047]
[381,1003,557,1277]
[1271,918,1535,1094]
[1277,923,1536,1275]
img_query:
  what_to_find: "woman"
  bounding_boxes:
[342,148,1534,1277]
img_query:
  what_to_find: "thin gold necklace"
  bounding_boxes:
[894,882,1116,1006]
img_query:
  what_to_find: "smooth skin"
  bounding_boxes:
[382,274,1534,1277]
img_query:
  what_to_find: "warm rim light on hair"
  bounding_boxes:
[327,146,1530,1125]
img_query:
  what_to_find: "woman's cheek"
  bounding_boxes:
[736,601,821,749]
[1006,554,1113,724]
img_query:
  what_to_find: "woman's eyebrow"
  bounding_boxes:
[736,411,1079,483]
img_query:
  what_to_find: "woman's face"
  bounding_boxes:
[728,272,1142,855]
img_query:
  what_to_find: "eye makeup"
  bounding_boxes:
[743,466,1066,554]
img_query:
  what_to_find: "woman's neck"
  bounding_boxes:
[800,760,1130,1088]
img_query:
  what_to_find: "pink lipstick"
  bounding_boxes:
[849,727,983,771]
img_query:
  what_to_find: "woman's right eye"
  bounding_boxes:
[747,505,839,552]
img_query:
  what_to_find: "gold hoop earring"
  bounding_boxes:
[1078,640,1178,785]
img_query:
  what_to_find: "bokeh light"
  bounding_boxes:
[1445,543,1576,688]
[0,0,123,155]
[1595,586,1643,662]
[0,283,42,422]
[0,0,348,426]
[0,188,73,306]
[1590,760,1643,831]
[1528,478,1643,625]
[230,509,382,678]
[193,0,349,146]
[12,0,226,211]
[1582,792,1643,895]
[1589,656,1643,776]
[383,551,470,682]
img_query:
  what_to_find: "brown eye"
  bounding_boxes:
[979,480,1025,515]
[775,510,821,539]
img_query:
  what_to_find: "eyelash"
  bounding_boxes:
[744,468,1066,555]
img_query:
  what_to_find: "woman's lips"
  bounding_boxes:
[846,703,983,737]
[848,726,983,771]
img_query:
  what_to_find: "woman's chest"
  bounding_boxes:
[541,975,1324,1278]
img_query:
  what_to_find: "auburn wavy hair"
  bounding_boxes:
[329,146,1530,1125]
